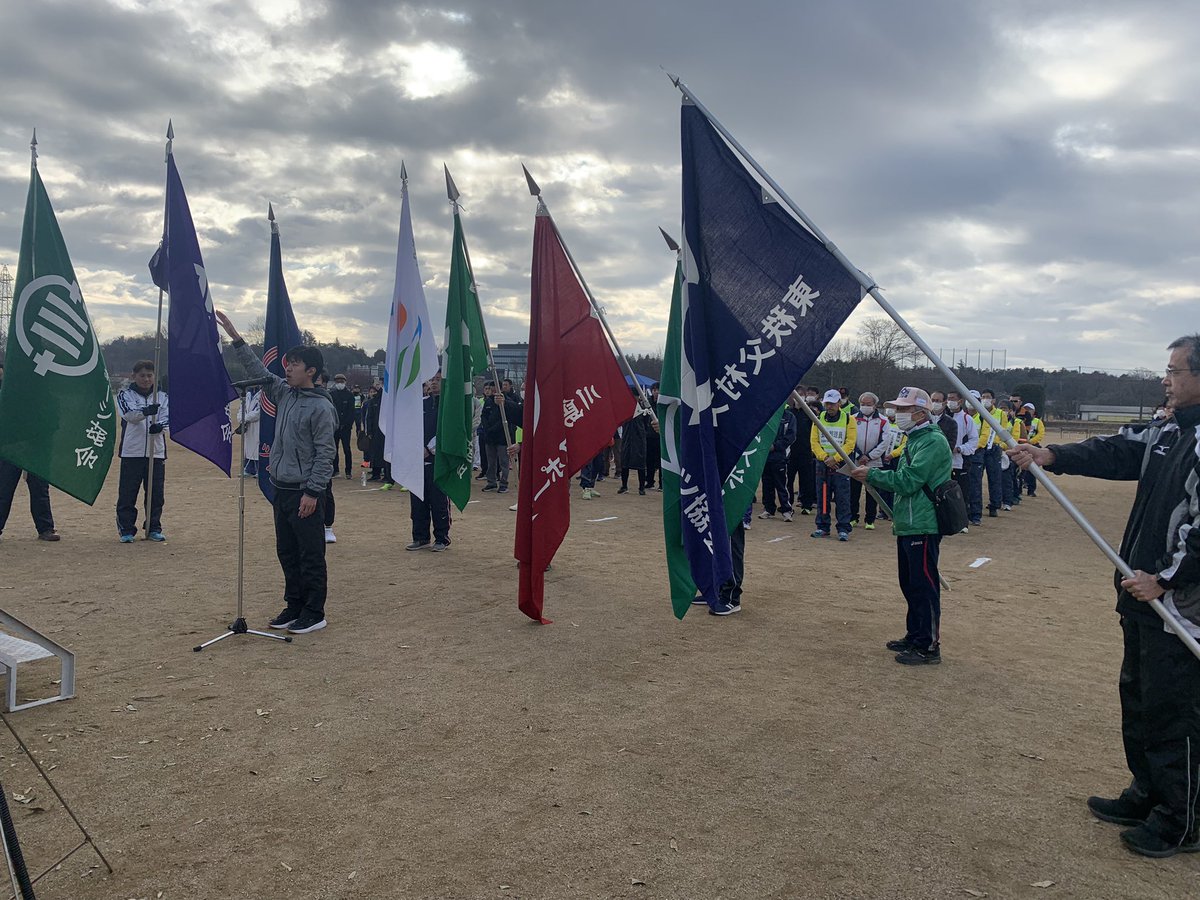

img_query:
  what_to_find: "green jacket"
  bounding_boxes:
[866,423,952,536]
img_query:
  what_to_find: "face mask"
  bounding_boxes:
[947,400,961,412]
[333,383,345,390]
[859,405,875,417]
[885,410,896,421]
[930,402,944,415]
[894,412,916,432]
[806,395,817,403]
[982,399,994,410]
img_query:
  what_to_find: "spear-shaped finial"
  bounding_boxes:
[665,69,681,88]
[165,119,174,161]
[400,160,408,185]
[30,128,37,168]
[268,202,278,235]
[659,227,680,253]
[444,164,460,204]
[522,164,541,197]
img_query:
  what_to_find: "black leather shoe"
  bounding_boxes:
[1087,795,1149,827]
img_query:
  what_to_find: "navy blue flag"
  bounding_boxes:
[153,152,236,473]
[678,100,864,602]
[256,215,303,503]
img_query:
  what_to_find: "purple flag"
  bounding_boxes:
[152,151,236,473]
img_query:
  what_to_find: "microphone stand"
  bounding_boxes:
[194,384,292,651]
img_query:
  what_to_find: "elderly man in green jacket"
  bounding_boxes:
[850,387,953,665]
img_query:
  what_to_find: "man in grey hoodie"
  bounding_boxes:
[216,311,338,634]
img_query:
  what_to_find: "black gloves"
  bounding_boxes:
[148,424,165,435]
[143,403,161,417]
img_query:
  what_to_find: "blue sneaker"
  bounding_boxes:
[119,534,135,543]
[838,531,850,542]
[709,601,741,616]
[810,529,829,538]
[148,531,166,542]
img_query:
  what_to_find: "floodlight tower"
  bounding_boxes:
[0,264,12,351]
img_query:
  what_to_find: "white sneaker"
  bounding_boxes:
[782,511,794,522]
[324,527,337,543]
[508,503,518,511]
[757,511,774,520]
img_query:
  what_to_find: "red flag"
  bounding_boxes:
[515,210,637,623]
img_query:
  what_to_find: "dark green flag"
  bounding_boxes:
[0,154,115,505]
[434,211,490,511]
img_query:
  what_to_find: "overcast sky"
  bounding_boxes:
[1,0,1196,373]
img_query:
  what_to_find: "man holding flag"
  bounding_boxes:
[670,97,865,609]
[0,132,115,521]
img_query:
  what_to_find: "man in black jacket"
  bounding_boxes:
[479,383,518,494]
[1009,334,1200,859]
[329,373,356,479]
[758,404,797,521]
[408,374,451,551]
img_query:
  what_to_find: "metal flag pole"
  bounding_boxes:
[522,165,658,422]
[144,121,171,541]
[670,74,1200,660]
[444,165,514,453]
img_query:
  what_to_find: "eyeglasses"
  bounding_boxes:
[1164,367,1199,378]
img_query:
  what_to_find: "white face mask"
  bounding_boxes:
[333,382,345,390]
[982,398,994,410]
[894,411,917,432]
[930,402,944,415]
[806,395,818,403]
[947,400,961,412]
[859,405,875,417]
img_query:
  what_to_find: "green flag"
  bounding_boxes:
[434,211,490,510]
[658,258,781,619]
[0,153,115,505]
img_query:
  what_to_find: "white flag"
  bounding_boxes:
[380,176,438,498]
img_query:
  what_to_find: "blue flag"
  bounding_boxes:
[153,152,236,473]
[256,214,303,503]
[678,100,864,602]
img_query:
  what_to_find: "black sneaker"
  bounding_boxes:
[895,646,941,665]
[269,608,302,629]
[406,540,430,551]
[431,541,450,552]
[885,638,914,652]
[1087,795,1150,827]
[617,486,629,494]
[709,601,741,616]
[498,486,508,494]
[1120,823,1200,858]
[691,596,708,606]
[988,508,998,518]
[287,614,327,634]
[482,484,497,492]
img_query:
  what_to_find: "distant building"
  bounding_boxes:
[490,342,529,385]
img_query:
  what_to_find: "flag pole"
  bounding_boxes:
[144,121,172,540]
[444,165,514,452]
[522,166,658,422]
[670,75,1198,659]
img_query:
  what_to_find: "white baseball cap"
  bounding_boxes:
[887,387,931,408]
[822,389,842,404]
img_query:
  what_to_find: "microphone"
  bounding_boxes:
[232,376,273,389]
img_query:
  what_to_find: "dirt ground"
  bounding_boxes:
[0,433,1196,899]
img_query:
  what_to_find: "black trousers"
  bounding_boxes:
[116,457,164,536]
[334,424,353,476]
[1118,613,1200,842]
[717,521,746,605]
[645,435,661,488]
[324,480,335,528]
[410,460,451,544]
[0,461,53,536]
[849,478,880,524]
[760,455,792,514]
[273,488,327,617]
[897,534,942,650]
[621,467,647,490]
[787,447,815,509]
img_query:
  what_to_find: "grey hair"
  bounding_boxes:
[858,391,879,404]
[1168,334,1200,371]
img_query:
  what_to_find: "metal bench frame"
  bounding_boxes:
[0,610,75,712]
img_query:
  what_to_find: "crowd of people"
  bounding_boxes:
[1,331,1199,859]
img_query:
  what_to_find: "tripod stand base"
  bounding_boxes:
[193,617,292,651]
